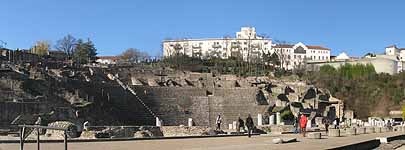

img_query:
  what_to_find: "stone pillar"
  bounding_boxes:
[269,115,275,125]
[188,118,193,127]
[233,121,237,130]
[258,114,263,126]
[228,124,233,130]
[346,128,356,136]
[276,112,281,125]
[156,117,161,127]
[328,129,340,137]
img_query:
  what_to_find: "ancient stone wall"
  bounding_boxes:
[133,86,270,128]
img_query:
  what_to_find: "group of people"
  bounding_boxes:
[216,114,255,138]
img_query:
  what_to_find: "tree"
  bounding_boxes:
[120,48,149,63]
[31,41,50,56]
[55,34,77,58]
[73,39,97,64]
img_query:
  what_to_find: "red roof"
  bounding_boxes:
[306,45,330,50]
[273,44,330,50]
[96,56,119,60]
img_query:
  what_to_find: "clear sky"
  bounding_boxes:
[1,0,405,57]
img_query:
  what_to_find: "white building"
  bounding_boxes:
[163,27,272,61]
[272,42,331,70]
[307,45,403,75]
[163,27,331,70]
[385,45,405,73]
[96,56,119,65]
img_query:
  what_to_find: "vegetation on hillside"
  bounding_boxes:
[305,64,405,118]
[161,53,281,77]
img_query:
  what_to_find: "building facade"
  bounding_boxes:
[163,27,331,70]
[163,27,272,61]
[272,42,331,70]
[385,45,405,73]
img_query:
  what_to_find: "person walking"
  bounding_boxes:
[387,120,392,131]
[237,117,245,133]
[300,113,308,137]
[335,118,340,129]
[293,115,299,134]
[323,118,329,134]
[246,114,254,138]
[216,114,222,130]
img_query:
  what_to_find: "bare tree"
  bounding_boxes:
[273,40,292,70]
[120,48,149,63]
[55,34,77,58]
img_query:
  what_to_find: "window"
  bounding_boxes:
[264,42,268,45]
[244,42,247,45]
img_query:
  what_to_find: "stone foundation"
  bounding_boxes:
[328,129,340,137]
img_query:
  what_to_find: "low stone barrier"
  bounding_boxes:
[345,128,356,136]
[357,127,366,134]
[381,127,389,132]
[328,129,340,137]
[375,127,382,133]
[366,127,375,134]
[308,132,321,139]
[394,126,401,132]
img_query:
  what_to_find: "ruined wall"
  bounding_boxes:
[208,88,270,129]
[133,86,269,128]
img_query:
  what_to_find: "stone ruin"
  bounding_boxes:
[0,63,345,138]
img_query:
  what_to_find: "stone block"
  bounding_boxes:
[345,128,356,136]
[272,138,283,144]
[328,129,340,137]
[375,127,382,133]
[381,127,389,132]
[394,126,401,132]
[308,132,322,139]
[357,127,366,134]
[366,127,375,134]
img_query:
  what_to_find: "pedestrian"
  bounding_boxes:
[246,114,254,138]
[387,120,392,131]
[323,118,329,134]
[293,115,299,134]
[300,113,308,137]
[216,114,222,130]
[238,117,245,133]
[335,118,340,129]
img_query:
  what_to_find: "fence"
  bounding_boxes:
[18,125,68,150]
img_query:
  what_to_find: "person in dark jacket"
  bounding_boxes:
[237,117,245,133]
[323,118,330,134]
[246,114,254,138]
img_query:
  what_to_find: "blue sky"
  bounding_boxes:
[1,0,405,57]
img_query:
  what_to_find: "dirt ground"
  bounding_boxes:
[0,132,403,150]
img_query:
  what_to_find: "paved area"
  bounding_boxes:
[0,132,403,150]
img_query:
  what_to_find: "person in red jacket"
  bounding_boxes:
[300,113,308,137]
